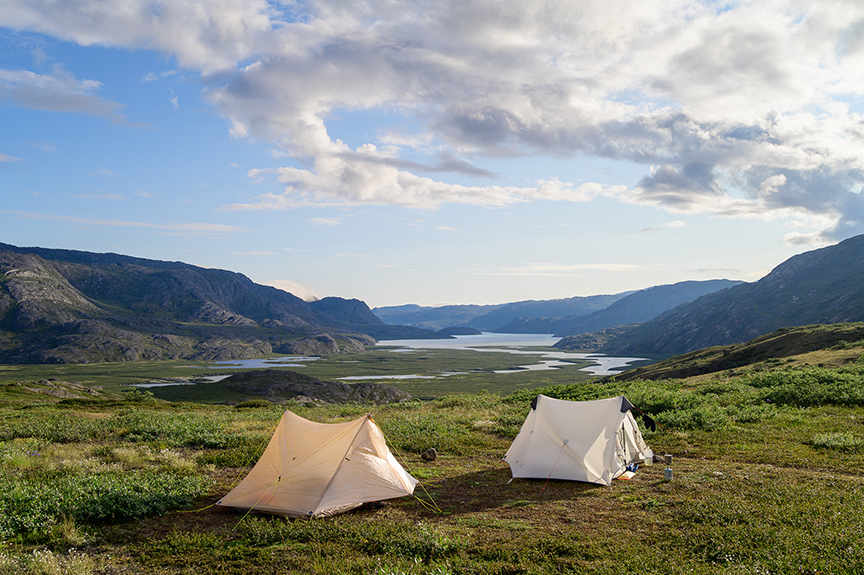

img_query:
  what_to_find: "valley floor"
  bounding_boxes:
[3,361,864,574]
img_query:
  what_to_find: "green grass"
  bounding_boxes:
[2,356,864,573]
[0,346,602,401]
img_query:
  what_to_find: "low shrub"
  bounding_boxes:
[379,413,493,455]
[234,399,273,409]
[0,471,211,540]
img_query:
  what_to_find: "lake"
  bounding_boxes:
[375,333,647,376]
[133,333,646,389]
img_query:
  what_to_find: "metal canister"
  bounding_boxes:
[664,467,673,481]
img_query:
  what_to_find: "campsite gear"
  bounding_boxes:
[665,454,673,465]
[664,467,673,481]
[504,395,652,486]
[643,448,653,466]
[217,411,417,518]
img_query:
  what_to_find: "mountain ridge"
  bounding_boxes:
[0,243,439,364]
[600,234,864,356]
[497,279,742,335]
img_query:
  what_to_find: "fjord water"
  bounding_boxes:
[376,332,646,376]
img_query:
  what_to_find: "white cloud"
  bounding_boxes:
[472,263,644,277]
[0,65,125,121]
[3,210,244,233]
[308,217,341,226]
[637,220,687,233]
[4,0,864,243]
[261,279,323,301]
[0,0,276,74]
[0,153,21,163]
[29,141,55,152]
[73,191,124,200]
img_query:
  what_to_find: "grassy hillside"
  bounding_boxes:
[609,322,864,382]
[2,332,864,573]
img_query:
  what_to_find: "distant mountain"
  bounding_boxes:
[372,303,505,331]
[468,294,632,331]
[0,243,438,364]
[499,280,742,335]
[375,294,633,332]
[601,234,864,357]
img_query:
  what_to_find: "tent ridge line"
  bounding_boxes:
[312,413,372,515]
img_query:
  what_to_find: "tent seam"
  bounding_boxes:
[311,414,371,516]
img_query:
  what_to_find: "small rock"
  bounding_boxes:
[421,448,437,461]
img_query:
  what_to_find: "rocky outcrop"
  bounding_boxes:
[9,378,113,400]
[222,369,411,404]
[274,333,372,355]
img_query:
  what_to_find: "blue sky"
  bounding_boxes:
[2,1,863,308]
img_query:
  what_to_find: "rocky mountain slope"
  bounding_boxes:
[0,243,437,364]
[498,279,742,335]
[601,234,864,357]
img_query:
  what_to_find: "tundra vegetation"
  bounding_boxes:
[1,327,864,574]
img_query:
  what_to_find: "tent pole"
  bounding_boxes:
[540,439,568,494]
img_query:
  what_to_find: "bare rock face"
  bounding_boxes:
[0,243,421,364]
[16,378,111,400]
[274,333,372,355]
[222,369,411,405]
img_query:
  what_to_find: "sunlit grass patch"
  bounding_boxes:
[809,432,863,452]
[0,548,95,575]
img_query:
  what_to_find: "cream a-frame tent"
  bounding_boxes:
[217,411,417,518]
[504,395,650,486]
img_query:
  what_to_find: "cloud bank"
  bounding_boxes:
[3,0,863,244]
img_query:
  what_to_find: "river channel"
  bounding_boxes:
[134,333,646,388]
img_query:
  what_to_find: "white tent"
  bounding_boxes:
[504,394,651,486]
[217,411,417,518]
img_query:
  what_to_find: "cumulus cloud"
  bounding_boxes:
[0,0,276,73]
[3,0,864,243]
